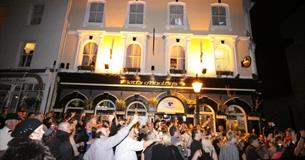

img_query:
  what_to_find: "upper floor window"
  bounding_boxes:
[128,1,145,25]
[125,43,141,72]
[211,3,231,30]
[168,2,186,28]
[19,42,36,67]
[214,44,234,76]
[81,42,98,70]
[170,45,185,74]
[30,4,44,25]
[84,0,105,26]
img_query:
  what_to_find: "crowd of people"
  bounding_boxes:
[0,109,305,160]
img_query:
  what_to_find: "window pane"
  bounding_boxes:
[136,14,144,24]
[130,4,137,12]
[30,4,44,25]
[129,14,136,24]
[89,2,104,23]
[137,4,144,12]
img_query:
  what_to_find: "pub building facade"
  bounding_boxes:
[0,0,262,133]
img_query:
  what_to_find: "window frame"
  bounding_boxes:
[125,1,146,28]
[167,1,187,29]
[18,41,36,68]
[169,44,186,74]
[214,44,234,76]
[79,41,98,71]
[210,3,231,31]
[124,43,142,72]
[83,0,106,27]
[28,4,45,25]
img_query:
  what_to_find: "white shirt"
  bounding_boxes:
[115,136,144,160]
[0,126,13,151]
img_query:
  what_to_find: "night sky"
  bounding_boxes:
[250,0,305,129]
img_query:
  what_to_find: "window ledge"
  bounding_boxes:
[123,68,141,73]
[170,69,186,74]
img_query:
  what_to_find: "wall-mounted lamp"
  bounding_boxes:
[241,56,251,68]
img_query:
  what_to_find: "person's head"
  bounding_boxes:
[58,122,71,134]
[129,126,140,138]
[12,118,44,141]
[5,113,20,130]
[34,112,44,122]
[226,131,237,143]
[169,126,179,137]
[192,128,202,140]
[97,120,111,137]
[248,134,260,148]
[160,133,172,145]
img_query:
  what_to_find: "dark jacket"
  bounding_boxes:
[48,130,74,160]
[2,137,55,160]
[151,143,184,160]
[245,145,260,160]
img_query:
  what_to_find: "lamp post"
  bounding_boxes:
[192,74,203,125]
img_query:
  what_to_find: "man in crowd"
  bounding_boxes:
[48,121,74,160]
[219,131,239,160]
[84,114,139,160]
[0,113,19,157]
[2,118,55,160]
[245,134,261,160]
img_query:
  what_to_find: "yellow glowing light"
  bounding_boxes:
[24,42,36,54]
[95,35,124,74]
[188,38,215,76]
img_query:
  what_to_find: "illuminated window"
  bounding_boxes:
[30,4,44,25]
[84,0,105,26]
[128,2,145,25]
[82,42,98,69]
[168,2,186,28]
[211,3,231,30]
[19,42,36,67]
[126,43,141,70]
[214,44,234,75]
[170,45,185,71]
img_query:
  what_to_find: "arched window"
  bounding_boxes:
[170,45,185,73]
[214,45,234,75]
[125,43,141,71]
[199,104,216,132]
[64,98,85,113]
[95,99,115,114]
[126,101,147,116]
[82,42,98,70]
[226,105,247,132]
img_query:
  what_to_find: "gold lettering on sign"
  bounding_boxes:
[123,80,178,86]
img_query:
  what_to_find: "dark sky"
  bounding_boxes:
[250,0,305,129]
[250,0,304,98]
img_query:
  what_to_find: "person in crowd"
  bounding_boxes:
[170,125,180,145]
[142,131,157,160]
[0,113,20,158]
[151,132,184,160]
[219,131,239,160]
[48,121,74,160]
[245,134,261,160]
[294,130,305,158]
[201,134,218,160]
[83,114,139,160]
[115,124,153,160]
[2,118,55,160]
[190,128,203,159]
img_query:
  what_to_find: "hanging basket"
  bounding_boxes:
[115,99,126,111]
